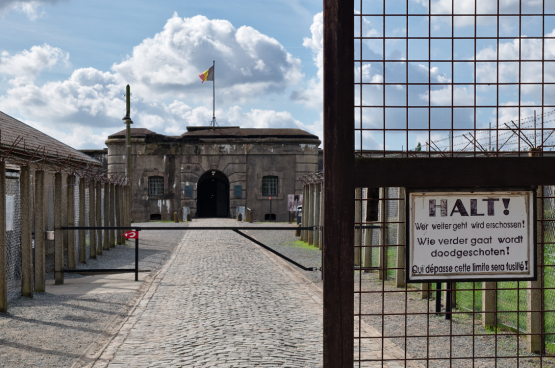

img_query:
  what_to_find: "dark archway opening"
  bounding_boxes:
[197,170,229,218]
[150,214,161,221]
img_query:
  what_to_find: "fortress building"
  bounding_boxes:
[105,126,320,222]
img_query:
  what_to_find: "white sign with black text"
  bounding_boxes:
[408,190,535,282]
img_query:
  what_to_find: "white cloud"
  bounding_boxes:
[290,12,323,109]
[0,14,313,148]
[0,0,64,20]
[112,14,302,104]
[0,44,68,81]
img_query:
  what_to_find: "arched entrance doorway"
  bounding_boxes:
[197,170,229,218]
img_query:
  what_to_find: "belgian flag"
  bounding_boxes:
[199,66,214,83]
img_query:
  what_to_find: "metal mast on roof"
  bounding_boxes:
[211,60,218,130]
[122,84,133,182]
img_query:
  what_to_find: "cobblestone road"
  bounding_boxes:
[96,219,323,367]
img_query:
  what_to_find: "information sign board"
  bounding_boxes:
[407,189,536,282]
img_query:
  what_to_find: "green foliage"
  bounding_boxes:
[415,142,422,152]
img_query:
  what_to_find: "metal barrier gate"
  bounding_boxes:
[324,0,555,367]
[61,226,321,281]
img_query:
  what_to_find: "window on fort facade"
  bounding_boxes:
[148,176,164,196]
[261,176,278,197]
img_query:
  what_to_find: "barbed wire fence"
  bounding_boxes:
[0,132,129,306]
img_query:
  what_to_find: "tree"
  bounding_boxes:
[415,142,422,152]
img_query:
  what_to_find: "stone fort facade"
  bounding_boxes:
[105,126,320,222]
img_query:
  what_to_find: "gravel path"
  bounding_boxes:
[1,222,186,368]
[245,222,555,367]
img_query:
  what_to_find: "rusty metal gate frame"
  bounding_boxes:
[324,0,555,366]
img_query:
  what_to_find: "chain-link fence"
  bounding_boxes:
[6,176,21,302]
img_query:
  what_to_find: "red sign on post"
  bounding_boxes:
[123,231,139,239]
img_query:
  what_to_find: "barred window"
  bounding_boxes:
[148,176,164,196]
[262,176,278,197]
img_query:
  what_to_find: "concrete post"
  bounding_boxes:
[482,282,497,328]
[79,177,86,263]
[318,184,323,250]
[396,187,406,288]
[303,186,308,241]
[0,161,6,312]
[313,183,321,248]
[109,183,115,248]
[115,185,122,244]
[354,188,362,266]
[54,172,63,285]
[20,166,33,297]
[307,184,314,245]
[67,175,75,268]
[34,170,45,292]
[528,183,543,353]
[362,188,373,271]
[378,187,387,280]
[421,283,430,299]
[103,182,110,250]
[96,181,102,256]
[89,179,96,259]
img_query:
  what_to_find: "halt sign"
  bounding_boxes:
[407,189,536,282]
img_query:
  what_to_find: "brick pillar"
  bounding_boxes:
[54,172,63,285]
[34,170,45,292]
[79,177,86,263]
[89,179,96,259]
[378,187,387,280]
[109,183,115,248]
[396,187,405,288]
[67,174,76,269]
[0,161,6,312]
[96,181,102,256]
[313,183,321,248]
[20,166,33,297]
[528,183,543,353]
[354,187,362,266]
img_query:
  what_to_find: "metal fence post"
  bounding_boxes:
[54,172,63,285]
[378,187,387,280]
[34,170,45,292]
[89,179,96,259]
[20,165,33,297]
[396,187,405,288]
[354,188,362,266]
[96,180,102,255]
[79,177,86,263]
[528,183,543,353]
[0,161,6,312]
[109,183,115,248]
[67,174,75,268]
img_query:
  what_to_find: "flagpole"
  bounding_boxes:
[212,60,215,129]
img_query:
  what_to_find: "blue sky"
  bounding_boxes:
[1,0,554,152]
[0,0,323,148]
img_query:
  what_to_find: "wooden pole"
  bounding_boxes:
[323,0,355,364]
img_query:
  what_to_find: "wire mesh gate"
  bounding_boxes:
[324,0,555,367]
